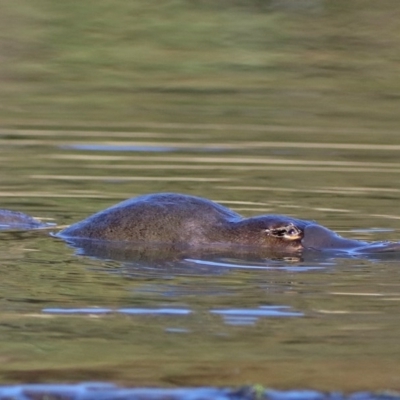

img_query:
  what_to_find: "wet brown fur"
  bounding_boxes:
[58,193,309,251]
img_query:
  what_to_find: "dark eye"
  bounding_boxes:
[270,227,290,237]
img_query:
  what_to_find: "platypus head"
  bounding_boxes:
[249,216,366,253]
[236,215,309,251]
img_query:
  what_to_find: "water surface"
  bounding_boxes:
[1,126,400,392]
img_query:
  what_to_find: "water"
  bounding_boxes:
[1,126,400,394]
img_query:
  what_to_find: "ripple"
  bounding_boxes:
[42,307,192,316]
[119,308,191,315]
[31,174,231,182]
[185,259,326,272]
[41,306,303,324]
[63,144,179,152]
[211,306,304,325]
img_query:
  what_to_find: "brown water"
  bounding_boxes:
[1,126,400,392]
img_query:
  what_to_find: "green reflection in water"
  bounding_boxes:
[1,0,400,393]
[1,0,400,128]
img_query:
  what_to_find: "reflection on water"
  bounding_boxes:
[42,305,303,326]
[43,307,192,315]
[210,306,304,325]
[185,258,330,272]
[1,125,400,393]
[65,144,181,152]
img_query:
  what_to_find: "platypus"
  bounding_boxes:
[57,193,308,252]
[55,193,383,253]
[1,193,399,254]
